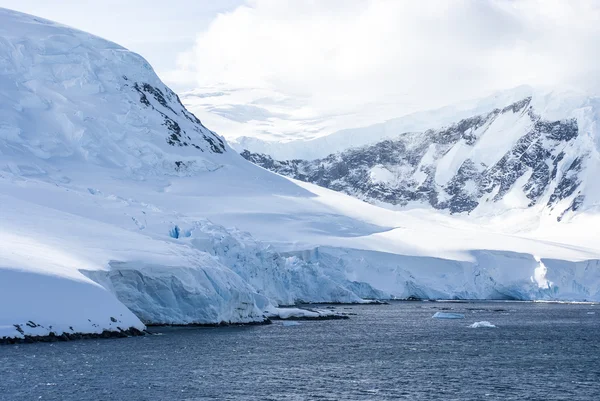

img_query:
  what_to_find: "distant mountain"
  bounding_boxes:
[242,95,600,221]
[231,84,539,160]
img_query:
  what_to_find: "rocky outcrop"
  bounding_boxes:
[1,327,146,345]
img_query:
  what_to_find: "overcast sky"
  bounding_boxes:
[171,0,600,111]
[2,0,600,140]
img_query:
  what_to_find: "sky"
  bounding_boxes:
[0,0,243,74]
[2,0,600,142]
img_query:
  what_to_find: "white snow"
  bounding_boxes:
[0,229,146,338]
[470,107,534,168]
[435,139,471,186]
[469,321,496,328]
[369,165,396,184]
[1,8,600,341]
[434,101,533,186]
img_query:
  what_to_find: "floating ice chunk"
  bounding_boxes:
[470,321,496,328]
[587,312,596,315]
[268,307,346,320]
[281,321,301,327]
[432,312,465,319]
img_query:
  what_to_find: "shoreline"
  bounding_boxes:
[0,327,147,345]
[3,298,596,345]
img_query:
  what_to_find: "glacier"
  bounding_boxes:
[0,8,599,342]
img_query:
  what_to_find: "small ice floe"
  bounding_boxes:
[469,321,496,328]
[268,307,348,320]
[281,321,301,327]
[587,312,596,315]
[432,312,465,319]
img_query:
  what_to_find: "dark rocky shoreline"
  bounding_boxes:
[270,314,350,321]
[1,311,351,344]
[0,327,147,345]
[146,318,272,328]
[1,302,403,344]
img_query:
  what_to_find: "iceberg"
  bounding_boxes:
[432,312,465,319]
[469,321,497,328]
[268,307,348,320]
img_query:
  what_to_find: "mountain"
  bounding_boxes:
[231,85,540,160]
[242,95,600,221]
[0,8,366,340]
[1,8,600,342]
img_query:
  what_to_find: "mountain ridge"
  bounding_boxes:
[242,95,599,221]
[232,85,600,159]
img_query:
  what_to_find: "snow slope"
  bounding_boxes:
[1,8,599,340]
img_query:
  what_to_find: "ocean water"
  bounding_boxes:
[1,301,599,400]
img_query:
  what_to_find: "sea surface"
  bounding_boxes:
[1,301,599,400]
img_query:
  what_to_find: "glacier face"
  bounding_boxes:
[299,247,600,302]
[1,8,600,341]
[242,96,600,220]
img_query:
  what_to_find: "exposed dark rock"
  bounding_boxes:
[146,318,272,328]
[131,79,225,154]
[0,327,146,345]
[558,194,585,221]
[132,83,150,107]
[548,157,583,208]
[501,96,531,113]
[141,83,178,115]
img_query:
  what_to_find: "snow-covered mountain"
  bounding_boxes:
[1,8,600,342]
[230,85,541,160]
[0,8,365,340]
[242,94,600,221]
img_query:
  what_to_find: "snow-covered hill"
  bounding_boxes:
[0,8,355,339]
[242,94,600,221]
[1,8,599,342]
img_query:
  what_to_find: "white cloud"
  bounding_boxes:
[171,0,600,120]
[7,0,598,141]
